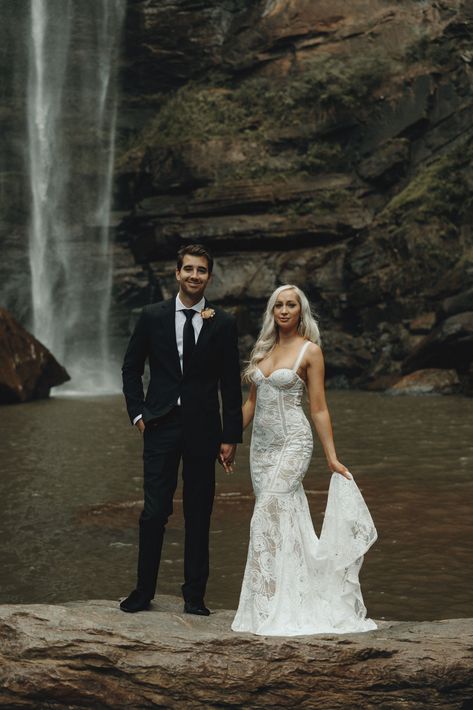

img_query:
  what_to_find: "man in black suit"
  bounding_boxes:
[120,244,243,615]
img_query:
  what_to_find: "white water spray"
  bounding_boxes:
[27,0,125,394]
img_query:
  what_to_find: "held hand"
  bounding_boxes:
[135,419,145,434]
[328,459,352,480]
[219,443,237,474]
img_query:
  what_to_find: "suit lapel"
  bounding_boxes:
[194,317,214,355]
[186,299,215,373]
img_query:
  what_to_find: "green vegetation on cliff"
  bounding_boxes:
[381,138,473,225]
[236,54,387,123]
[131,52,389,182]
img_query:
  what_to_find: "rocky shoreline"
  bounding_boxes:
[0,596,472,709]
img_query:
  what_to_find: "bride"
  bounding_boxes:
[231,285,377,636]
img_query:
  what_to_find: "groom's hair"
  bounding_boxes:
[177,244,214,274]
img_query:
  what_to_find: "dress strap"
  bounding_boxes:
[292,341,311,372]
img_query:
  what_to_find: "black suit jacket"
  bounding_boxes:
[122,298,243,455]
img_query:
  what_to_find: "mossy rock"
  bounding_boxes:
[119,50,390,185]
[379,138,473,226]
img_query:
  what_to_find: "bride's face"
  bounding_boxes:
[273,289,301,331]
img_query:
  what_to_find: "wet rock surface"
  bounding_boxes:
[387,368,461,396]
[402,312,473,375]
[0,308,69,404]
[0,597,472,709]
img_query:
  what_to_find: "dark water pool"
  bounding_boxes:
[0,391,472,621]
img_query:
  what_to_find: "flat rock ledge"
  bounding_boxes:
[0,597,472,709]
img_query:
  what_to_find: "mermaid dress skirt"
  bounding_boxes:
[232,343,377,636]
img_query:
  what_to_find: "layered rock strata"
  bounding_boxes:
[0,597,472,709]
[115,0,473,392]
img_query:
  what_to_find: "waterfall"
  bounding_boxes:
[27,0,125,394]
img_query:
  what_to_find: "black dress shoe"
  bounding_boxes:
[120,589,152,613]
[183,601,210,616]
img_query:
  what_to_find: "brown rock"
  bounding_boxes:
[427,253,473,301]
[402,312,473,375]
[127,175,371,263]
[0,598,472,709]
[441,288,473,317]
[0,308,69,403]
[362,373,401,392]
[408,312,437,334]
[387,368,461,396]
[358,138,410,187]
[322,330,372,376]
[123,1,247,92]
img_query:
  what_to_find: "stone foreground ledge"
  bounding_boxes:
[0,597,472,709]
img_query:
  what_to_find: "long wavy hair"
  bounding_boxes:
[243,284,321,382]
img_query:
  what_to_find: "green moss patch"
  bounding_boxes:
[125,51,390,182]
[380,139,473,226]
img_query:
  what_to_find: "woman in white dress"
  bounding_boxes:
[232,285,377,636]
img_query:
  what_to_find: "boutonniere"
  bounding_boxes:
[201,307,215,320]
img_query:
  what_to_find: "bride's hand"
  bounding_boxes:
[219,443,236,474]
[328,459,352,480]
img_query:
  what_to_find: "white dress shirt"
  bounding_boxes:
[133,294,206,424]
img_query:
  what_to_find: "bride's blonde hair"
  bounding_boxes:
[243,284,321,382]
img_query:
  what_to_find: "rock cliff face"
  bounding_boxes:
[116,0,473,391]
[0,597,472,709]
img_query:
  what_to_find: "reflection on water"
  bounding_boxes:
[0,392,472,621]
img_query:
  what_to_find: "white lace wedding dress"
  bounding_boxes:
[232,341,377,636]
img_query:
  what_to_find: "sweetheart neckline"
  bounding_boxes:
[256,341,310,384]
[256,367,305,384]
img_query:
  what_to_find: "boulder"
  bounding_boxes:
[322,330,372,377]
[0,598,472,709]
[0,308,69,403]
[441,288,473,317]
[386,368,461,396]
[408,312,437,335]
[402,312,473,375]
[362,373,401,392]
[427,253,473,301]
[358,138,410,187]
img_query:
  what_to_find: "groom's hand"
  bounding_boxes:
[219,443,236,473]
[135,419,145,434]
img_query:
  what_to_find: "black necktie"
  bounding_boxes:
[182,309,196,373]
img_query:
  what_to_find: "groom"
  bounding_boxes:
[120,244,242,615]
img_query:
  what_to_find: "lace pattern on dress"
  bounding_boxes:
[232,342,377,636]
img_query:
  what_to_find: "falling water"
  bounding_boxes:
[27,0,125,394]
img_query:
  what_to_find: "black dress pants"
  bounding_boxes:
[137,407,216,603]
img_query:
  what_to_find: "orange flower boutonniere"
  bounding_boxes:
[200,307,216,320]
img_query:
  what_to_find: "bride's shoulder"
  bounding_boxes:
[304,341,323,362]
[305,340,322,354]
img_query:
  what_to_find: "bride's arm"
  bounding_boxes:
[306,344,351,479]
[242,383,257,430]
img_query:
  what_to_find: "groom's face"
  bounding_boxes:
[176,255,211,302]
